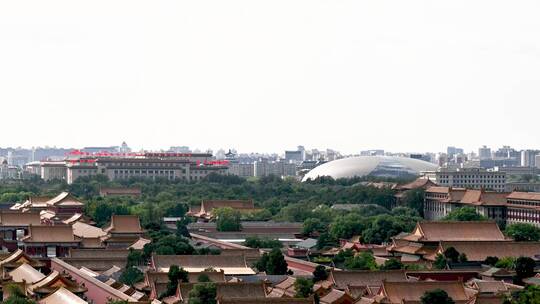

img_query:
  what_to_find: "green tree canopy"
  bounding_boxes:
[2,284,37,304]
[443,207,486,221]
[188,283,217,304]
[505,285,540,304]
[255,248,288,275]
[443,247,460,263]
[344,252,377,270]
[380,258,404,270]
[434,254,447,270]
[515,256,536,284]
[312,265,329,282]
[160,265,189,298]
[420,289,455,304]
[505,223,540,242]
[119,267,144,286]
[244,236,282,249]
[214,207,242,232]
[294,278,314,298]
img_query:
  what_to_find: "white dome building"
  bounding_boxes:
[302,156,438,181]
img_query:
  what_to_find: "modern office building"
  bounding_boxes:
[435,167,506,192]
[478,146,492,160]
[254,160,296,177]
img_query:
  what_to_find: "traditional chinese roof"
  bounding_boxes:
[401,221,506,242]
[99,187,142,196]
[22,225,79,243]
[0,211,41,226]
[38,287,88,304]
[152,254,255,275]
[218,298,314,304]
[329,270,407,290]
[72,222,107,238]
[128,237,152,250]
[437,241,540,261]
[508,191,540,201]
[104,215,143,234]
[319,288,354,304]
[31,270,87,295]
[189,199,256,217]
[380,281,471,304]
[46,192,84,207]
[8,263,46,283]
[178,282,267,302]
[0,249,46,270]
[63,213,86,225]
[396,178,437,191]
[145,270,227,298]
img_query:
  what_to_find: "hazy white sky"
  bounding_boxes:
[1,1,539,154]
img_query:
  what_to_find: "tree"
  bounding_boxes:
[316,232,338,250]
[255,248,288,275]
[119,267,144,286]
[333,249,355,265]
[214,207,242,232]
[294,278,314,298]
[444,207,486,221]
[176,218,191,238]
[303,218,327,235]
[2,284,37,304]
[197,274,211,282]
[420,289,455,304]
[312,265,329,282]
[505,285,540,304]
[344,252,377,270]
[515,257,536,284]
[362,214,419,244]
[496,257,516,270]
[267,248,289,275]
[506,223,540,242]
[381,258,404,270]
[126,248,144,267]
[443,247,460,263]
[402,189,425,217]
[161,265,189,298]
[188,283,217,304]
[434,254,447,270]
[244,236,282,249]
[484,256,499,266]
[458,253,468,263]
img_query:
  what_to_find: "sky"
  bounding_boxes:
[1,1,540,154]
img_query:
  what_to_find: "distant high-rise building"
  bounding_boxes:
[169,146,191,153]
[360,150,384,156]
[285,146,307,163]
[521,150,540,168]
[478,146,492,160]
[446,146,464,158]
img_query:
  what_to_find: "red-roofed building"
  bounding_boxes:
[424,186,540,227]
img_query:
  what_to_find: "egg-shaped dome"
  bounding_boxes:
[302,156,438,181]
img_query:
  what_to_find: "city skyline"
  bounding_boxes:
[1,0,540,153]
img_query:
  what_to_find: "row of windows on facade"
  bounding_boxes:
[438,174,505,179]
[102,162,187,168]
[113,169,185,175]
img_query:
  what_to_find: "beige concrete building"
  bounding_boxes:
[435,167,506,192]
